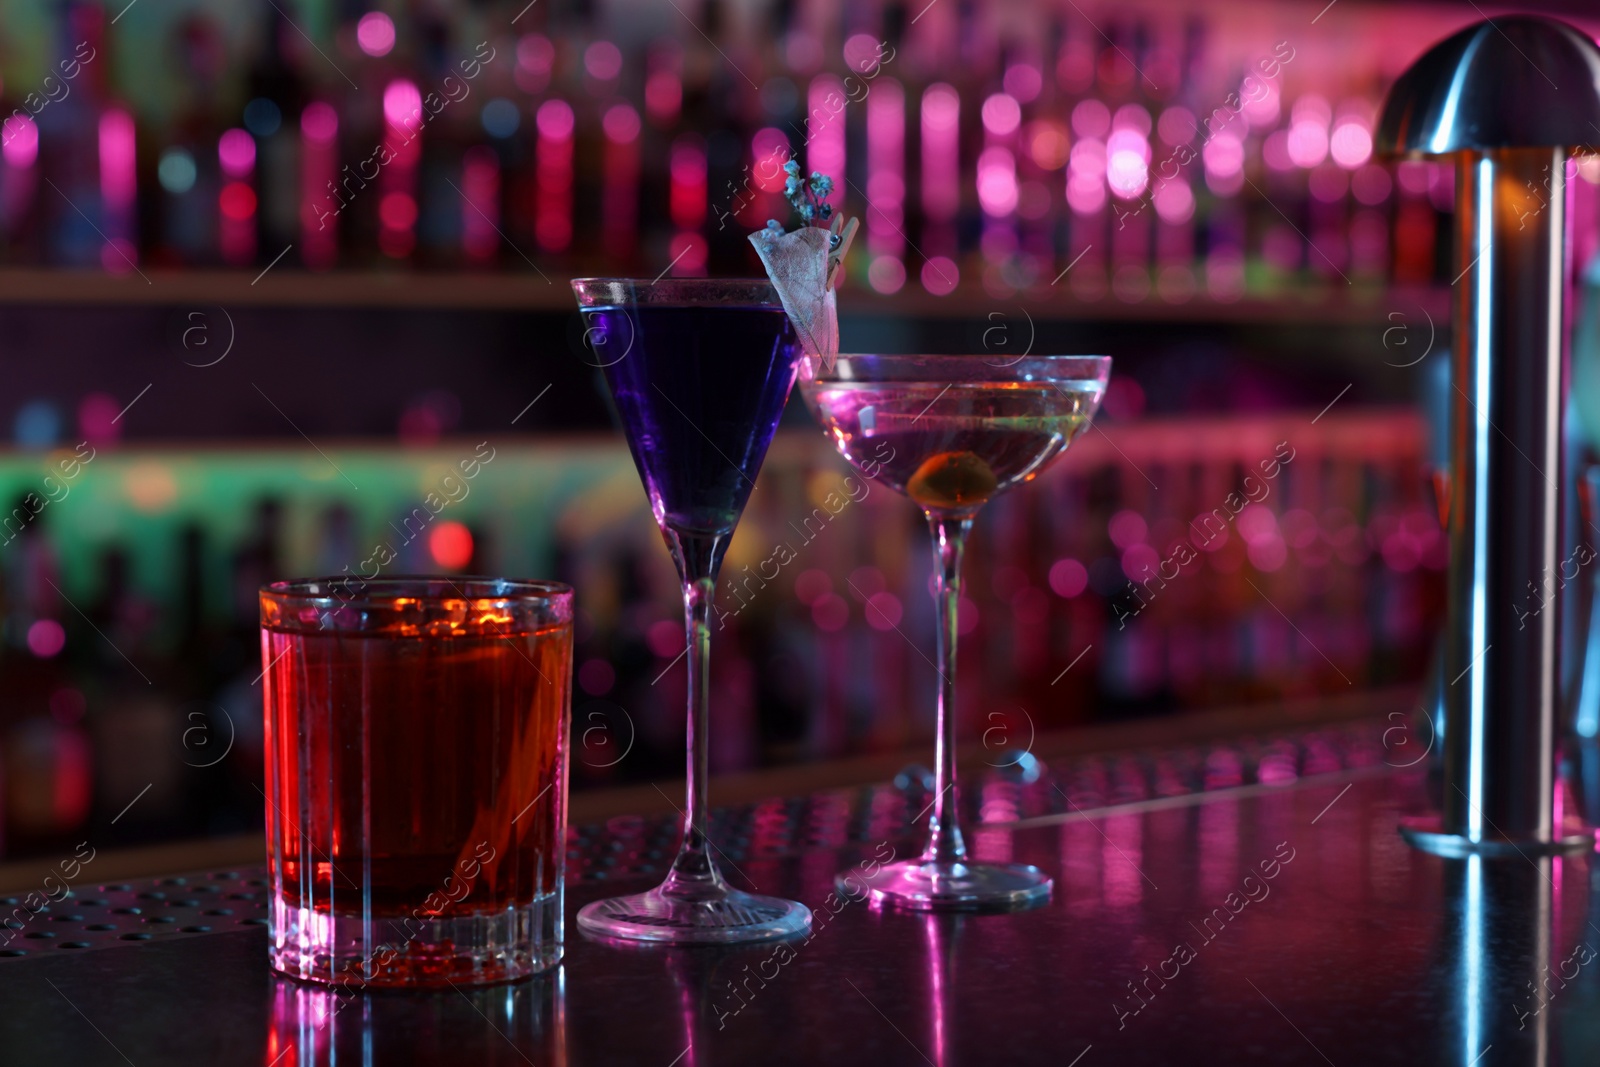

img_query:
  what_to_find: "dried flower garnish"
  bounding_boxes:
[782,160,835,229]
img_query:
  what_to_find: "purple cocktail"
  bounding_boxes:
[571,277,811,943]
[585,302,796,533]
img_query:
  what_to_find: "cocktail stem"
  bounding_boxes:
[663,527,730,896]
[922,512,974,866]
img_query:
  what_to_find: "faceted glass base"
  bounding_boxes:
[837,859,1052,912]
[269,891,562,989]
[577,885,812,944]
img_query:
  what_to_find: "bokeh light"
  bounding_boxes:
[157,147,196,193]
[357,12,396,57]
[584,41,623,81]
[27,620,65,658]
[981,93,1022,137]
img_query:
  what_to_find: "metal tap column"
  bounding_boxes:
[1440,149,1567,849]
[1377,16,1600,856]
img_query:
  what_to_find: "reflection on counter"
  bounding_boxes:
[0,410,1440,860]
[267,968,566,1066]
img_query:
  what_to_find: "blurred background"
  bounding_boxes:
[5,0,1593,862]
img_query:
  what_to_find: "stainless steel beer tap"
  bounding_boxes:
[1377,16,1600,856]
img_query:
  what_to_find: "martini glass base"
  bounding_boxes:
[577,886,812,944]
[837,859,1052,912]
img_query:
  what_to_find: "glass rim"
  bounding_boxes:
[801,353,1113,380]
[570,276,781,308]
[814,352,1113,362]
[261,575,573,609]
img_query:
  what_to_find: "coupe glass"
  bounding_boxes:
[570,277,812,942]
[801,353,1111,909]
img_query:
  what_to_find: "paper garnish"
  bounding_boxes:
[748,162,854,370]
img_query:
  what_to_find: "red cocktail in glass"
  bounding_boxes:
[261,577,572,986]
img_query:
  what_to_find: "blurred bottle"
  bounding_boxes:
[0,495,92,848]
[246,0,307,259]
[41,2,107,267]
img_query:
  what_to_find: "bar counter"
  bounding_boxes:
[2,693,1593,1066]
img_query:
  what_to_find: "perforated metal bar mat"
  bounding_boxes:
[0,717,1386,961]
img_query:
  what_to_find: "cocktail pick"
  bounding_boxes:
[826,215,859,292]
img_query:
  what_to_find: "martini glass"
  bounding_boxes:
[800,353,1111,909]
[570,277,812,942]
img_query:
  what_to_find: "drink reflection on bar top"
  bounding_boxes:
[0,412,1439,863]
[267,967,567,1066]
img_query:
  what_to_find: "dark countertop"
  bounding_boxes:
[2,764,1597,1066]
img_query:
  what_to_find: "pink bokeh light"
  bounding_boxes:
[977,146,1018,216]
[301,101,337,144]
[218,127,255,178]
[1153,178,1194,224]
[585,41,622,81]
[1330,121,1373,169]
[301,103,339,269]
[806,76,846,214]
[98,108,136,211]
[921,83,960,222]
[1067,137,1106,214]
[1287,95,1331,168]
[868,256,905,294]
[981,93,1022,138]
[842,33,887,74]
[751,127,790,192]
[28,619,65,658]
[460,145,499,262]
[2,115,37,168]
[379,191,417,230]
[78,393,122,445]
[1121,544,1160,580]
[1048,558,1088,598]
[667,232,708,276]
[645,70,682,124]
[1287,122,1329,168]
[1112,104,1151,135]
[1071,99,1110,139]
[357,12,395,57]
[669,135,706,230]
[647,619,683,657]
[382,80,423,130]
[536,98,575,140]
[516,34,554,93]
[866,78,905,255]
[535,100,575,251]
[1241,79,1280,127]
[921,256,959,295]
[852,565,888,601]
[1003,64,1042,103]
[604,104,641,144]
[864,592,903,631]
[1108,509,1148,548]
[1351,163,1393,205]
[1203,131,1244,187]
[1105,128,1150,199]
